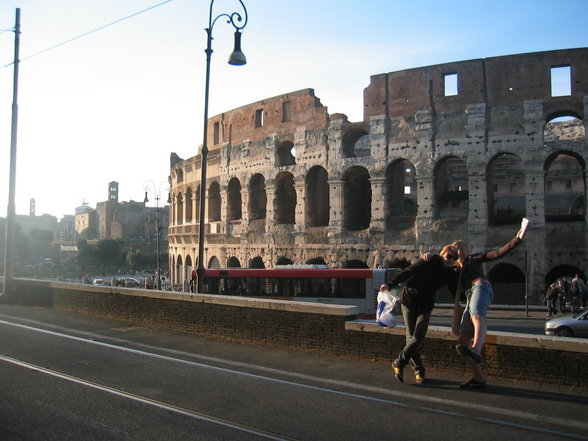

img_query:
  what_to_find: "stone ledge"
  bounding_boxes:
[43,280,359,317]
[345,320,588,353]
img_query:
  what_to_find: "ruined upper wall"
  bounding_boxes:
[206,88,329,150]
[364,48,588,125]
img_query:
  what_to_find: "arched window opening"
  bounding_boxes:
[208,181,221,222]
[185,256,193,283]
[208,256,221,269]
[545,265,585,289]
[342,128,370,158]
[306,257,327,265]
[544,115,585,143]
[275,172,296,224]
[434,157,468,219]
[488,263,525,305]
[343,166,371,231]
[176,255,183,284]
[487,153,525,226]
[227,178,242,221]
[227,256,241,268]
[195,185,201,223]
[176,168,184,183]
[384,257,411,270]
[276,256,293,266]
[342,260,369,269]
[545,152,585,222]
[276,141,296,166]
[306,166,329,227]
[385,159,417,230]
[185,188,193,223]
[249,174,267,222]
[249,256,265,268]
[176,192,184,225]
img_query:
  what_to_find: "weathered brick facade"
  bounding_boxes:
[168,48,588,304]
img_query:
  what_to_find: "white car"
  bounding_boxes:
[545,310,588,337]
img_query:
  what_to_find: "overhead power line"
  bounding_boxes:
[3,0,174,68]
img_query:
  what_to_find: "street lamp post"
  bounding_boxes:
[2,9,20,297]
[196,0,248,293]
[144,181,169,291]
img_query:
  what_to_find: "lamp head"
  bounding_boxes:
[228,31,246,66]
[143,191,149,204]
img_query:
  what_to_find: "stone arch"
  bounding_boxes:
[544,151,585,222]
[385,159,417,230]
[384,257,411,269]
[208,256,221,269]
[305,166,329,227]
[275,171,296,224]
[176,192,184,225]
[343,166,371,231]
[342,259,368,268]
[185,187,193,223]
[545,264,585,288]
[488,262,526,305]
[249,174,267,222]
[544,113,585,143]
[276,256,293,265]
[306,257,327,265]
[249,256,265,268]
[176,254,183,284]
[227,256,241,267]
[227,178,242,221]
[276,140,296,166]
[341,126,369,158]
[208,181,221,222]
[487,153,525,226]
[433,156,468,219]
[195,185,201,222]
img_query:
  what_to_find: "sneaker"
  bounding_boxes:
[455,344,482,364]
[459,377,486,389]
[415,372,426,384]
[391,360,404,383]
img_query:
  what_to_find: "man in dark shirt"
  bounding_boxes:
[381,245,458,384]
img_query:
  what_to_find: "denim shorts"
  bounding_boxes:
[460,279,493,333]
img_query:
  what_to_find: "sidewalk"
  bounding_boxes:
[433,304,549,321]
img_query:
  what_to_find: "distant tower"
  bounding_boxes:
[108,181,119,203]
[29,198,35,217]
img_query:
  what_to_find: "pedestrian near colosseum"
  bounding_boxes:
[451,218,529,389]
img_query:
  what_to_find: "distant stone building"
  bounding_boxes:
[15,199,57,236]
[54,215,76,246]
[168,48,588,303]
[74,182,169,241]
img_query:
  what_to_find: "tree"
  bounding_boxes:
[96,239,121,265]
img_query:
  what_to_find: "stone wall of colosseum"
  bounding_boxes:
[168,48,588,304]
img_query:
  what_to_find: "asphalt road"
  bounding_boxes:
[0,304,586,441]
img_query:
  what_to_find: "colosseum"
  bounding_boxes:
[168,47,588,304]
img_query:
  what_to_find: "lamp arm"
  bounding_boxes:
[208,0,248,33]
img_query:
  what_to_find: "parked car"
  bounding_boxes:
[545,310,588,337]
[112,277,142,288]
[92,278,105,286]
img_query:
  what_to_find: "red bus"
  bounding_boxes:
[202,267,396,315]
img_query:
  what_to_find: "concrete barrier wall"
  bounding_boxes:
[5,278,588,390]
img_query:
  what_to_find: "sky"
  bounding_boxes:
[0,0,586,220]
